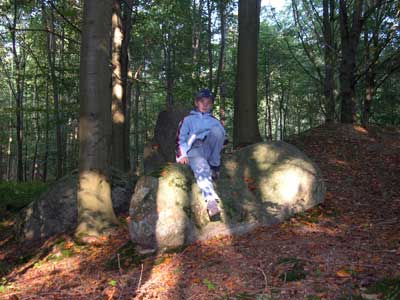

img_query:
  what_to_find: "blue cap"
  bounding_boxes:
[195,88,214,101]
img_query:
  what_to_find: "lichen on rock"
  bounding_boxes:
[129,141,326,252]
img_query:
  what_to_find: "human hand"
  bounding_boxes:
[178,157,189,164]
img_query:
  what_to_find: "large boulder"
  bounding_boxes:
[143,107,189,174]
[15,171,136,245]
[129,141,326,252]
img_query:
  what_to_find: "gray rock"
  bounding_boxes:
[15,171,135,245]
[129,141,326,252]
[143,107,189,174]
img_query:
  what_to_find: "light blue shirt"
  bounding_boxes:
[176,109,225,161]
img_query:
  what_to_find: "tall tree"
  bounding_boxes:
[42,1,63,178]
[322,0,336,122]
[338,0,364,123]
[76,0,118,239]
[361,0,399,125]
[233,0,262,147]
[111,0,131,172]
[10,3,26,182]
[214,0,227,125]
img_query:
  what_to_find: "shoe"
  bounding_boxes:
[210,165,220,181]
[207,199,221,218]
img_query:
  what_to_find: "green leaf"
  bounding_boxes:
[108,279,117,287]
[203,278,216,290]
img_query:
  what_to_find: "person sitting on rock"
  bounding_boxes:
[176,88,226,218]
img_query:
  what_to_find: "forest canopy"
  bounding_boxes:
[0,0,399,182]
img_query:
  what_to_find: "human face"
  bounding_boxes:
[195,97,213,113]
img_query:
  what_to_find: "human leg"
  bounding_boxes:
[188,151,221,217]
[204,125,225,168]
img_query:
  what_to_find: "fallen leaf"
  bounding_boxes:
[336,269,351,278]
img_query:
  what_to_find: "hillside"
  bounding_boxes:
[0,124,399,300]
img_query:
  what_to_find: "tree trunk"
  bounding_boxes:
[111,0,127,171]
[121,0,135,171]
[191,0,204,90]
[133,82,140,172]
[323,0,336,123]
[206,0,213,91]
[362,0,382,126]
[233,0,262,147]
[264,52,272,140]
[43,81,49,182]
[214,0,226,109]
[163,23,174,108]
[11,3,24,182]
[31,72,40,181]
[76,0,118,238]
[339,0,363,124]
[42,2,63,178]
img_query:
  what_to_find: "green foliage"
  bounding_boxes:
[203,278,217,290]
[108,279,117,287]
[366,277,400,300]
[0,182,48,215]
[105,241,146,270]
[278,257,307,282]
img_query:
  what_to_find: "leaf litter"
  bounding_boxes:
[0,124,399,300]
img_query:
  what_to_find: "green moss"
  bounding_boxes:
[278,257,307,282]
[105,241,147,269]
[0,182,48,216]
[366,277,400,299]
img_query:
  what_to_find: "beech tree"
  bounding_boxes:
[76,0,118,238]
[233,0,262,147]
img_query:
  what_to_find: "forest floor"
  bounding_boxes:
[0,124,399,300]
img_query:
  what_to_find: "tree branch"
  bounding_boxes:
[47,0,82,33]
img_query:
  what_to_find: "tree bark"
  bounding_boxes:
[76,0,118,238]
[42,2,63,178]
[121,0,135,171]
[191,0,204,90]
[31,72,40,181]
[111,0,127,171]
[214,0,227,124]
[43,81,49,182]
[233,0,262,147]
[11,3,25,182]
[163,22,174,108]
[339,0,363,123]
[264,57,272,140]
[133,81,140,172]
[206,0,213,91]
[322,0,336,123]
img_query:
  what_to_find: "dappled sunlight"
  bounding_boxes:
[222,158,238,178]
[353,125,369,134]
[112,84,123,101]
[278,170,301,202]
[76,170,118,236]
[111,104,125,123]
[251,143,281,168]
[259,167,313,204]
[329,158,348,166]
[111,10,124,125]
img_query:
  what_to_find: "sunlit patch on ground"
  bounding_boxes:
[0,124,399,299]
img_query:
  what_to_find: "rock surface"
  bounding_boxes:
[15,171,135,244]
[129,141,326,252]
[143,107,189,174]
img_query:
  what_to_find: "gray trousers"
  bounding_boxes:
[187,126,225,201]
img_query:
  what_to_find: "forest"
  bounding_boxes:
[0,0,398,182]
[0,0,399,299]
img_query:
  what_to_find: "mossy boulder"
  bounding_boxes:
[129,141,326,252]
[15,170,136,245]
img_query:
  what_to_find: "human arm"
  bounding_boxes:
[175,118,190,163]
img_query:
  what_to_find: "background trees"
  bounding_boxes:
[0,0,399,182]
